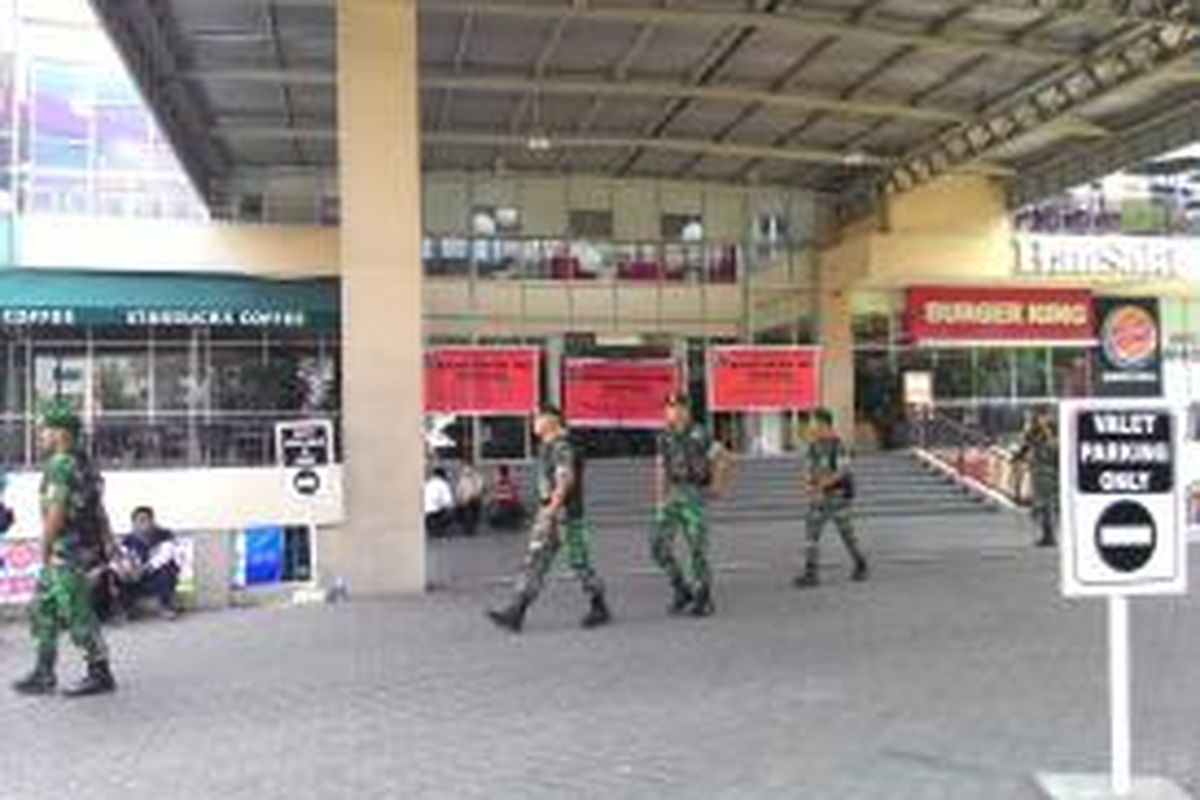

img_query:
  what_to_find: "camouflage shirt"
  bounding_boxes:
[538,433,584,520]
[807,435,848,495]
[659,425,714,487]
[1017,424,1057,471]
[40,450,105,565]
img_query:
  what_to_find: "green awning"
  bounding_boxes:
[0,269,339,330]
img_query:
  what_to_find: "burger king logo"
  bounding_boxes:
[1101,304,1158,370]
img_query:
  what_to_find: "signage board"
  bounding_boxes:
[1092,297,1162,398]
[423,347,540,416]
[903,371,934,408]
[707,346,821,412]
[1014,233,1196,280]
[275,419,335,503]
[1059,401,1185,597]
[905,286,1094,343]
[563,358,679,428]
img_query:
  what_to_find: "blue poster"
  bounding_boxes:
[242,526,284,586]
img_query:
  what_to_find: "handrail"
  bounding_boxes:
[910,408,1028,505]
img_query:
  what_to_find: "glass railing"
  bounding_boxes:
[423,235,745,285]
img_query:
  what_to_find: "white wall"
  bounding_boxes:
[2,466,344,540]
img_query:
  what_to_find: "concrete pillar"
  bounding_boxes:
[329,0,424,594]
[818,289,855,442]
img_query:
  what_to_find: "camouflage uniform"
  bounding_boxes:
[652,425,716,603]
[30,450,109,669]
[802,434,867,582]
[512,434,605,606]
[1016,422,1058,546]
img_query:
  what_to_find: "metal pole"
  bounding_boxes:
[1108,594,1132,796]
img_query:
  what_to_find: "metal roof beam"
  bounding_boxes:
[884,23,1196,195]
[187,68,972,123]
[422,1,1073,65]
[213,125,892,167]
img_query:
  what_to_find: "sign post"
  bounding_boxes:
[1036,401,1190,800]
[275,419,335,587]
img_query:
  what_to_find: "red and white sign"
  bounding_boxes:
[424,347,540,415]
[906,286,1094,343]
[563,358,680,428]
[708,346,821,412]
[0,538,41,605]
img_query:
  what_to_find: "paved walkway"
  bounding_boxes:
[3,514,1200,800]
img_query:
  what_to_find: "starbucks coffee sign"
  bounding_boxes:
[1014,234,1197,280]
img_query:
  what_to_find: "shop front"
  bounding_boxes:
[0,269,340,471]
[853,284,1169,447]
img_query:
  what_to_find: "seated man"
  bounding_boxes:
[486,464,527,531]
[119,506,181,619]
[424,468,455,538]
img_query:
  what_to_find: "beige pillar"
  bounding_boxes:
[818,288,855,442]
[330,0,424,593]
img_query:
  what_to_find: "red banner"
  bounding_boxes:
[708,346,822,412]
[564,359,680,428]
[906,286,1094,343]
[424,347,540,415]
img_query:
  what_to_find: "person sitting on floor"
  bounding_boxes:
[119,506,182,619]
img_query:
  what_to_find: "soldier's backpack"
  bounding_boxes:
[687,428,714,488]
[70,452,111,565]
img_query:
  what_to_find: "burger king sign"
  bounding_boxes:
[1093,297,1162,397]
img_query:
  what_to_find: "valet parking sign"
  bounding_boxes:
[1041,401,1189,797]
[1061,400,1185,597]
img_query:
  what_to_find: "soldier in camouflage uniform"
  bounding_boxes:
[651,394,727,617]
[795,408,868,588]
[487,405,611,633]
[1015,408,1058,548]
[13,400,117,697]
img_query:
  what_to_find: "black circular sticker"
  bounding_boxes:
[294,469,321,496]
[1094,500,1156,573]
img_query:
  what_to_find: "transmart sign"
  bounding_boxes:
[1014,234,1198,280]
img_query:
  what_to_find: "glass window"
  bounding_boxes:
[932,348,972,399]
[568,209,613,239]
[481,416,529,461]
[976,349,1013,399]
[33,346,85,413]
[210,344,270,411]
[93,347,149,414]
[0,336,26,416]
[1053,347,1092,397]
[154,344,203,412]
[1016,348,1049,398]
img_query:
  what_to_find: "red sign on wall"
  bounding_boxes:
[424,347,540,415]
[563,359,680,428]
[906,286,1094,343]
[708,346,822,412]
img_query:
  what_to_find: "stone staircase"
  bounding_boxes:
[576,450,1000,527]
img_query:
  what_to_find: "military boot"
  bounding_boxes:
[793,562,820,589]
[581,591,612,629]
[852,559,870,583]
[689,584,715,617]
[12,653,56,696]
[62,660,116,698]
[668,577,693,615]
[486,596,530,633]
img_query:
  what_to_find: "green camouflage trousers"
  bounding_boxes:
[30,563,108,666]
[805,496,865,569]
[514,507,604,603]
[650,486,711,589]
[1030,465,1059,537]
